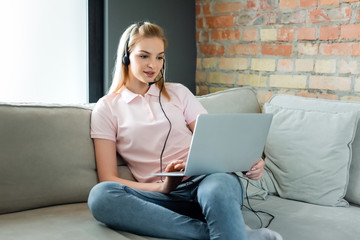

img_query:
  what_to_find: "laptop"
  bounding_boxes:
[153,113,273,177]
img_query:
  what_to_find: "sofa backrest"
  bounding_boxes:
[0,87,261,214]
[0,103,98,214]
[197,87,261,114]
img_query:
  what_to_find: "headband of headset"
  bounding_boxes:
[122,22,144,66]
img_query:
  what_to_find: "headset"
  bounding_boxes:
[122,22,144,66]
[122,22,171,180]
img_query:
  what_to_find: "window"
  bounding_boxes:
[0,0,88,103]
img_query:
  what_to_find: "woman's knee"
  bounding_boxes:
[88,181,125,219]
[197,173,243,201]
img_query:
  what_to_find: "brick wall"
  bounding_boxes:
[195,0,360,104]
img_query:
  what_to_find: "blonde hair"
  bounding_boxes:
[108,22,169,99]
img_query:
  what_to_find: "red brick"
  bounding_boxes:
[203,4,211,15]
[211,30,240,41]
[242,28,258,41]
[344,0,360,2]
[262,44,292,56]
[319,26,339,40]
[319,0,339,6]
[196,4,201,16]
[246,0,258,10]
[279,0,297,9]
[309,7,351,23]
[309,9,331,23]
[278,28,295,41]
[318,93,339,100]
[228,44,259,56]
[320,43,360,56]
[297,91,317,98]
[341,24,360,40]
[199,44,225,56]
[214,2,243,13]
[206,15,234,28]
[300,0,317,7]
[298,27,317,40]
[197,18,204,28]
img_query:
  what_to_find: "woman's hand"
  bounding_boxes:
[160,160,185,194]
[244,158,265,180]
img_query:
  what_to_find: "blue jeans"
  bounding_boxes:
[88,173,246,240]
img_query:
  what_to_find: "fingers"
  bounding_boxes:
[165,160,185,172]
[245,158,265,180]
[245,167,263,180]
[173,161,185,171]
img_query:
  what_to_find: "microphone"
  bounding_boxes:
[147,78,161,86]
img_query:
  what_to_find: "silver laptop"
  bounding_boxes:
[153,113,273,177]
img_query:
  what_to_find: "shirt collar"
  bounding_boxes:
[121,85,160,104]
[146,84,160,98]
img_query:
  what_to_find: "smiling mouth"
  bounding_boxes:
[144,71,155,78]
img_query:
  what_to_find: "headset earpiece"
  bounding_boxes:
[122,31,131,66]
[122,22,144,67]
[122,54,130,66]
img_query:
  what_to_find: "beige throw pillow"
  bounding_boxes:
[263,103,358,207]
[266,94,360,205]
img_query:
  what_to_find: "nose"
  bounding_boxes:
[147,57,161,69]
[147,57,155,68]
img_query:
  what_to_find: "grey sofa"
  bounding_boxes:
[1,87,359,240]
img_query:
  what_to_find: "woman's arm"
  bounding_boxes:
[188,120,196,132]
[93,138,164,192]
[94,138,187,193]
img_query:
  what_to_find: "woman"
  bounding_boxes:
[88,21,282,240]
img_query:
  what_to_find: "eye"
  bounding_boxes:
[157,56,165,60]
[139,55,148,59]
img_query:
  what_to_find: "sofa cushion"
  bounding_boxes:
[263,103,358,206]
[0,103,98,214]
[197,87,261,114]
[268,95,360,205]
[0,203,167,240]
[243,196,360,240]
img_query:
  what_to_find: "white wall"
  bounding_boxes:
[0,0,88,103]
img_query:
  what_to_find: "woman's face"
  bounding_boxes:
[128,37,165,85]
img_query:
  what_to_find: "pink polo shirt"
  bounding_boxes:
[91,83,207,183]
